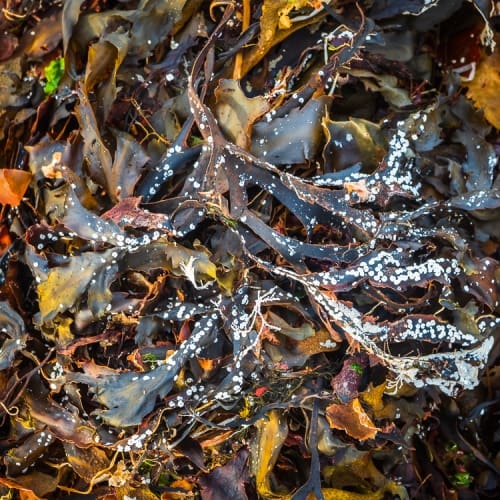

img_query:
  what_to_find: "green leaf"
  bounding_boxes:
[453,472,473,487]
[43,57,65,95]
[142,352,159,368]
[350,363,364,376]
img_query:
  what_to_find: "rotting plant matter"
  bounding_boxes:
[0,0,499,498]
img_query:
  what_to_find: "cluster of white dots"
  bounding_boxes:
[256,250,495,396]
[309,252,460,291]
[48,361,65,390]
[36,430,54,448]
[116,429,153,453]
[145,144,184,198]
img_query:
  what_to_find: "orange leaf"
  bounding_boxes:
[0,224,12,254]
[0,169,32,206]
[344,179,371,203]
[251,409,288,497]
[197,357,218,373]
[170,479,195,491]
[200,429,234,449]
[325,398,379,441]
[359,382,386,417]
[466,36,500,129]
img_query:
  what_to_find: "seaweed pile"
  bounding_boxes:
[1,0,499,497]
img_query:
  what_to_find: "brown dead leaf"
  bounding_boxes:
[23,12,62,57]
[64,443,111,482]
[0,470,60,499]
[0,33,18,61]
[325,398,380,441]
[25,377,97,447]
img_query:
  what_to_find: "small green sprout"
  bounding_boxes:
[157,472,170,487]
[143,352,159,367]
[221,215,238,229]
[189,135,205,146]
[350,362,363,375]
[43,57,64,95]
[445,441,459,453]
[453,472,473,487]
[139,457,157,472]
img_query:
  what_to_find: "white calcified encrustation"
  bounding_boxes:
[252,253,495,396]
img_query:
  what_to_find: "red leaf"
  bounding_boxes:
[255,386,268,397]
